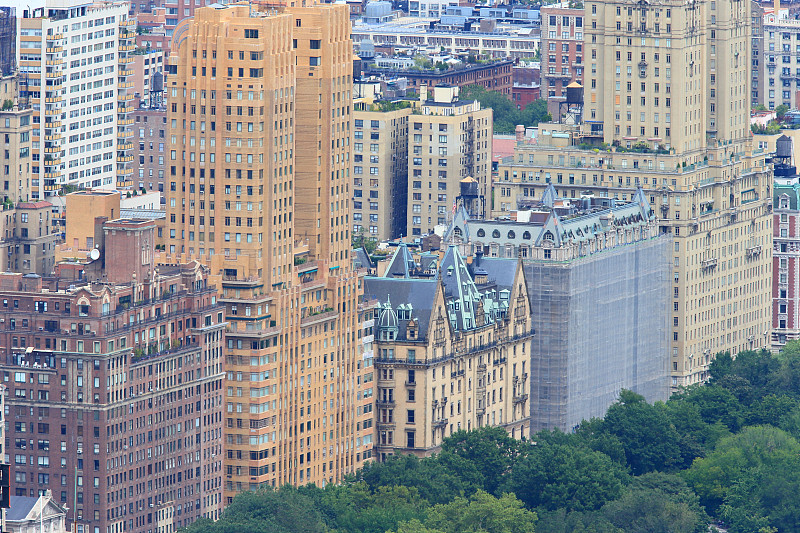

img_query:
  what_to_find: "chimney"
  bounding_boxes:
[516,124,525,144]
[420,84,428,103]
[775,0,781,18]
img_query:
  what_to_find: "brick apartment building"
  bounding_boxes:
[133,109,167,193]
[361,59,514,96]
[1,218,225,533]
[539,5,584,117]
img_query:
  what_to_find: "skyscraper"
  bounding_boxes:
[495,0,773,388]
[165,1,375,499]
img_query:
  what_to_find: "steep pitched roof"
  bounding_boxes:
[540,182,560,208]
[383,243,416,278]
[363,277,438,339]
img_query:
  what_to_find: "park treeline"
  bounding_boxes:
[186,344,800,533]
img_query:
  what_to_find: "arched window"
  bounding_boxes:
[453,227,463,238]
[543,231,555,241]
[508,230,516,239]
[477,228,486,238]
[492,229,501,238]
[522,231,531,240]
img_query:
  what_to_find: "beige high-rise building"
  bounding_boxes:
[353,90,411,241]
[165,1,375,501]
[408,85,492,238]
[495,0,772,388]
[0,75,33,203]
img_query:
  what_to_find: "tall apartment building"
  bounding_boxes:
[131,48,165,108]
[133,108,167,192]
[495,0,772,387]
[772,135,799,349]
[0,218,225,533]
[353,93,410,241]
[16,0,135,198]
[540,5,585,117]
[408,85,492,238]
[2,201,56,275]
[751,1,765,107]
[759,8,800,110]
[364,244,535,458]
[165,2,374,498]
[0,75,33,203]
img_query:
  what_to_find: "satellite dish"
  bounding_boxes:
[90,249,100,261]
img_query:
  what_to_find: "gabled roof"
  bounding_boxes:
[383,242,416,278]
[353,247,375,271]
[7,495,66,522]
[540,182,560,208]
[363,277,438,339]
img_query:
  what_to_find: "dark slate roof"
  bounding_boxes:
[8,496,39,521]
[383,243,416,278]
[476,257,518,292]
[363,277,438,339]
[353,247,375,270]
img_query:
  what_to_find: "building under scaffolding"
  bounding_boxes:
[524,236,671,432]
[0,7,14,77]
[445,185,671,432]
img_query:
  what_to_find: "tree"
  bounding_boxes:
[601,486,708,533]
[776,103,790,120]
[601,390,682,475]
[670,384,744,432]
[441,427,522,494]
[357,452,484,504]
[682,425,800,516]
[720,455,800,533]
[503,439,629,512]
[352,227,377,254]
[311,483,428,533]
[460,85,550,133]
[183,487,325,533]
[423,490,537,533]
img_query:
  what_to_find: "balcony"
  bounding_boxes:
[376,399,395,408]
[701,257,717,270]
[746,245,762,258]
[513,393,529,404]
[432,419,447,429]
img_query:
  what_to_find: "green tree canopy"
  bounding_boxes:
[423,490,537,533]
[504,438,629,512]
[460,85,550,133]
[357,452,484,505]
[601,390,682,475]
[682,425,800,516]
[183,487,324,533]
[441,426,523,494]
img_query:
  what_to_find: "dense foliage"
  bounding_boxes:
[186,343,800,533]
[459,85,551,134]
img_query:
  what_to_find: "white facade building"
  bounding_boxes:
[15,0,134,198]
